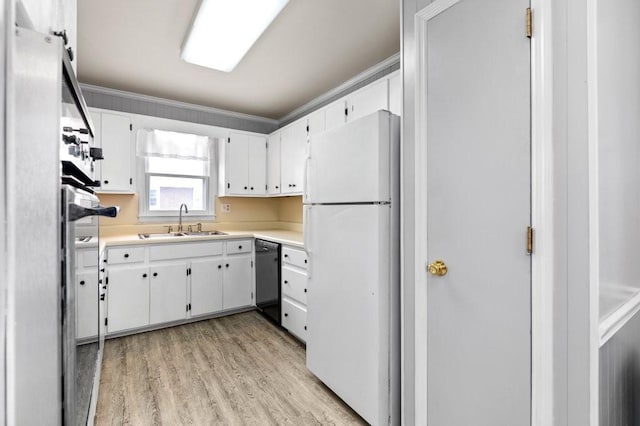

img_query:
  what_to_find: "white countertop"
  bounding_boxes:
[100,229,303,252]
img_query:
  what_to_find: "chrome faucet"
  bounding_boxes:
[178,203,189,231]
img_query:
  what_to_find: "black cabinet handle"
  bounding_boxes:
[80,280,85,285]
[284,254,289,258]
[275,186,279,189]
[143,273,147,278]
[284,280,288,284]
[104,180,109,184]
[244,186,248,190]
[238,245,242,250]
[124,253,129,258]
[304,259,307,264]
[153,272,158,277]
[100,294,105,301]
[304,326,307,330]
[250,187,254,190]
[218,265,222,269]
[225,264,229,268]
[304,288,307,293]
[292,184,296,187]
[284,313,288,317]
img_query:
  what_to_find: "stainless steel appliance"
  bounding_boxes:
[255,239,281,324]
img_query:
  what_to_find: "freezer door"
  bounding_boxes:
[305,110,399,204]
[305,204,395,425]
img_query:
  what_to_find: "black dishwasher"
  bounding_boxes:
[255,239,281,324]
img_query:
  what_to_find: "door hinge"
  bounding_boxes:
[251,292,254,300]
[251,260,254,267]
[227,137,230,143]
[186,303,191,311]
[129,177,133,185]
[105,276,108,284]
[266,141,268,149]
[227,182,230,189]
[104,318,108,326]
[526,8,533,38]
[527,226,534,254]
[129,123,132,131]
[344,107,349,117]
[306,125,309,133]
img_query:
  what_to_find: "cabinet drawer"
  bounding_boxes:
[77,249,99,269]
[282,298,307,343]
[149,241,223,261]
[107,247,145,264]
[282,246,307,269]
[226,239,252,255]
[282,267,307,305]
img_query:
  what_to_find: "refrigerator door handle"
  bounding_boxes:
[303,156,310,202]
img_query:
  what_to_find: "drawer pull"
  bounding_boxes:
[80,280,85,285]
[284,313,288,317]
[124,253,129,258]
[153,272,158,277]
[284,280,288,284]
[218,265,222,269]
[284,254,289,258]
[225,264,229,268]
[304,259,307,264]
[143,273,147,278]
[304,326,307,330]
[238,245,242,250]
[304,288,307,293]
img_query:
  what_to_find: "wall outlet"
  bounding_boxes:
[221,203,231,213]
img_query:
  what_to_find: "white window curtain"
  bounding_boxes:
[136,129,212,160]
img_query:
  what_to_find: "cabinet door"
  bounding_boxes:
[190,258,223,316]
[107,266,149,333]
[308,109,326,137]
[248,135,267,195]
[222,256,253,310]
[347,78,389,122]
[388,73,402,116]
[225,132,249,195]
[149,263,188,325]
[76,271,99,339]
[90,110,102,185]
[324,100,347,131]
[100,112,132,191]
[280,120,307,194]
[267,132,281,195]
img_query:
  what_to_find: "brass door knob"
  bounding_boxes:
[427,260,448,276]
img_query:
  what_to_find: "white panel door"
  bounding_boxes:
[222,256,253,310]
[324,100,347,131]
[306,111,398,204]
[280,120,307,194]
[100,112,132,191]
[107,266,149,333]
[306,204,393,426]
[417,1,532,424]
[248,135,267,195]
[267,132,281,195]
[76,271,98,339]
[190,258,223,316]
[226,132,249,195]
[347,78,389,122]
[149,263,188,325]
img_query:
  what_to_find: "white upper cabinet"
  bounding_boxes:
[324,99,347,131]
[248,135,267,195]
[280,119,307,195]
[307,109,326,137]
[388,72,402,116]
[346,78,389,122]
[97,111,134,192]
[220,132,267,196]
[267,132,281,195]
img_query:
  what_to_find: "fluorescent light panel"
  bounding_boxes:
[181,0,289,72]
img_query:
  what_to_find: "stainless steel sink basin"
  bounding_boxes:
[138,230,227,239]
[138,232,186,239]
[183,230,227,236]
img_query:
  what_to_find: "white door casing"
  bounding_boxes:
[414,0,532,424]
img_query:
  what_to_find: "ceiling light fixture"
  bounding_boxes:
[181,0,289,72]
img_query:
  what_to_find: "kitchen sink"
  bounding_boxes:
[138,232,186,239]
[138,230,227,239]
[183,230,227,236]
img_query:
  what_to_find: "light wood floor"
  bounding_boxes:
[95,311,366,425]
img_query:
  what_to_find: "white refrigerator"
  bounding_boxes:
[304,110,400,426]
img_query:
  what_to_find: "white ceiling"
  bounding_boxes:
[77,0,400,120]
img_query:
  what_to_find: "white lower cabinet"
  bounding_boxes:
[105,239,254,335]
[76,270,99,339]
[149,262,188,325]
[281,246,308,342]
[107,265,150,333]
[190,258,223,316]
[223,255,253,310]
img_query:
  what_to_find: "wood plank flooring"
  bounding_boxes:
[95,311,366,425]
